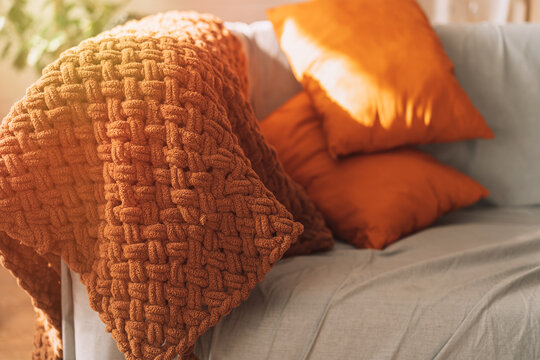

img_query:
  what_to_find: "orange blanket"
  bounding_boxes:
[0,12,332,360]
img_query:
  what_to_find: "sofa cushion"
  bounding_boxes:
[267,0,493,156]
[194,206,540,360]
[260,91,488,249]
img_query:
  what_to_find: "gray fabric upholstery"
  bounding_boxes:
[225,21,302,121]
[422,24,540,206]
[194,206,540,360]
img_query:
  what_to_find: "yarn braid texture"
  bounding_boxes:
[0,11,333,360]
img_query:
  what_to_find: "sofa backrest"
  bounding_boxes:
[227,20,540,207]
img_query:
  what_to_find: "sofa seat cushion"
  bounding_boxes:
[195,206,540,359]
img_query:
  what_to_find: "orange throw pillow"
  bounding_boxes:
[260,92,489,249]
[267,0,493,157]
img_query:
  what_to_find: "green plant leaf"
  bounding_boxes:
[26,38,47,67]
[1,0,133,73]
[47,33,66,52]
[1,42,12,59]
[13,47,29,69]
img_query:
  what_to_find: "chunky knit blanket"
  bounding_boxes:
[0,12,333,360]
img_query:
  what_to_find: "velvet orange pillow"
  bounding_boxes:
[267,0,493,157]
[260,92,489,249]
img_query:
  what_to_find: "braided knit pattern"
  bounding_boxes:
[0,12,333,359]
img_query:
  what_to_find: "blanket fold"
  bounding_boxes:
[0,12,333,360]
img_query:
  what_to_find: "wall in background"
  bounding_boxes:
[417,0,529,23]
[0,65,37,118]
[531,0,540,20]
[128,0,303,23]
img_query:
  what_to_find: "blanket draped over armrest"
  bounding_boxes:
[0,12,333,360]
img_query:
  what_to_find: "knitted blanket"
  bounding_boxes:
[0,12,333,360]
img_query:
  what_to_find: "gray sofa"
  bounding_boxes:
[61,21,540,359]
